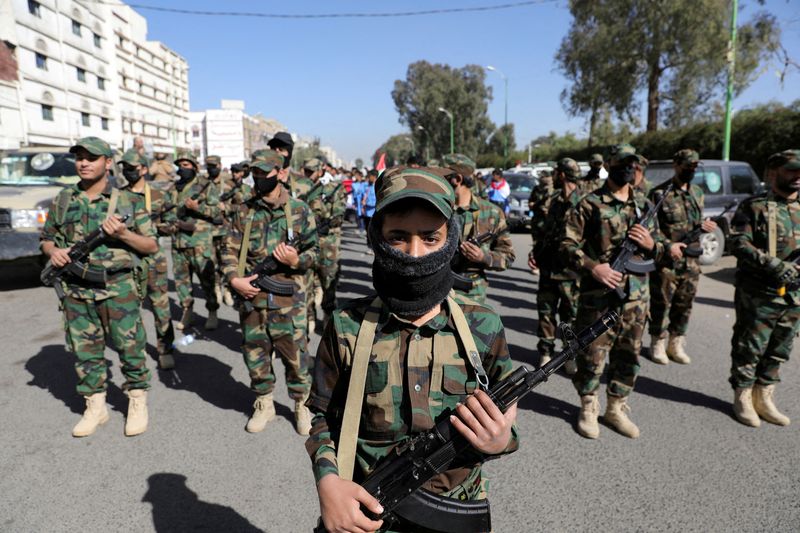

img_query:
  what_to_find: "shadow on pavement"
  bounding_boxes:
[702,266,736,284]
[694,295,735,309]
[634,375,735,419]
[0,263,44,291]
[143,473,262,533]
[517,390,578,426]
[25,344,128,414]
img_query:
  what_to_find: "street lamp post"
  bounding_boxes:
[438,107,454,154]
[417,125,430,161]
[486,65,508,166]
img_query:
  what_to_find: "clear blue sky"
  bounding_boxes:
[142,0,800,164]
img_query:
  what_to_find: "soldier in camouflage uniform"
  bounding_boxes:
[560,143,666,439]
[443,153,516,304]
[580,153,605,194]
[222,154,319,435]
[728,149,800,428]
[171,151,221,331]
[530,158,582,374]
[205,155,230,308]
[633,154,652,196]
[118,149,178,370]
[40,137,157,437]
[648,150,717,365]
[305,158,347,325]
[305,166,518,533]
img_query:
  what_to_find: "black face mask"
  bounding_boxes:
[242,168,250,179]
[588,166,601,178]
[254,175,279,196]
[678,167,696,183]
[775,173,800,195]
[368,216,460,318]
[175,167,196,190]
[122,166,142,184]
[608,165,635,187]
[207,166,221,179]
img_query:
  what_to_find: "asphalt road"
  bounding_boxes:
[0,226,797,532]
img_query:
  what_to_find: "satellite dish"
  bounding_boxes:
[31,153,55,171]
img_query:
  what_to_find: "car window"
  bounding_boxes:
[504,174,536,193]
[1,152,78,185]
[644,165,673,187]
[730,165,757,195]
[695,165,723,195]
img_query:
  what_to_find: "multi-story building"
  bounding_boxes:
[0,0,189,153]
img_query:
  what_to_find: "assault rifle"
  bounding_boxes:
[40,214,131,300]
[219,181,242,203]
[681,200,738,258]
[165,179,212,231]
[451,231,495,292]
[777,249,800,297]
[607,182,674,298]
[314,310,618,533]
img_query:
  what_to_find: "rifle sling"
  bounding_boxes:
[767,200,777,258]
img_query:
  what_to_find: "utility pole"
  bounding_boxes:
[438,107,454,154]
[722,0,738,161]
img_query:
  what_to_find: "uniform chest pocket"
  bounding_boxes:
[364,360,389,394]
[441,362,477,395]
[663,203,683,223]
[600,211,627,240]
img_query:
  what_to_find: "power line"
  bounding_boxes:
[87,0,557,19]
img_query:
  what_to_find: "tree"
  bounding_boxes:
[290,137,325,170]
[372,134,416,168]
[392,61,495,158]
[556,0,781,134]
[482,123,517,157]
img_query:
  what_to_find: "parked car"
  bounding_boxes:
[502,172,538,232]
[644,159,762,265]
[0,148,79,265]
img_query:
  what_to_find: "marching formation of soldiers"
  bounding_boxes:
[38,133,798,529]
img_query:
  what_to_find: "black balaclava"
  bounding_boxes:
[254,175,279,197]
[207,166,221,179]
[608,164,635,187]
[677,166,695,184]
[587,165,601,178]
[175,167,196,190]
[368,215,460,318]
[122,165,142,185]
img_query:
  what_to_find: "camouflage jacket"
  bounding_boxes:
[123,182,177,238]
[172,175,221,249]
[532,187,581,279]
[286,175,314,202]
[635,178,653,197]
[221,187,318,309]
[40,180,156,299]
[453,195,516,274]
[578,172,603,196]
[306,294,519,495]
[528,177,554,215]
[219,180,253,221]
[306,179,347,230]
[730,191,800,303]
[559,182,665,300]
[650,178,704,271]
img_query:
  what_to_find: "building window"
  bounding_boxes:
[28,0,41,17]
[35,52,47,70]
[76,67,86,82]
[101,117,109,130]
[118,35,124,47]
[81,112,90,127]
[93,33,101,48]
[97,77,105,90]
[41,104,53,121]
[72,20,81,37]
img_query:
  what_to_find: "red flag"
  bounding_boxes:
[376,153,386,172]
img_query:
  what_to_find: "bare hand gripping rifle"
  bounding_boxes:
[451,231,496,292]
[40,214,131,300]
[314,310,619,533]
[680,199,738,258]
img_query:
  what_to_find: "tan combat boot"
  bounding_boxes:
[733,387,761,427]
[214,284,223,306]
[158,353,175,370]
[577,394,600,439]
[72,392,110,437]
[176,306,192,331]
[604,396,640,438]
[204,310,218,330]
[246,393,276,433]
[223,288,234,307]
[650,335,669,365]
[564,359,577,376]
[295,398,312,436]
[125,389,149,437]
[753,384,790,426]
[666,334,691,364]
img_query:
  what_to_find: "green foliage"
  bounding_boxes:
[372,134,416,167]
[556,0,781,133]
[392,61,495,158]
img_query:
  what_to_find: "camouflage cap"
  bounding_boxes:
[557,157,581,179]
[607,143,638,166]
[538,169,553,178]
[767,149,800,170]
[205,155,221,166]
[590,153,604,164]
[637,154,650,167]
[375,167,455,219]
[441,153,476,177]
[250,160,281,173]
[239,160,250,168]
[69,136,113,157]
[251,148,284,168]
[120,149,148,167]
[303,158,324,172]
[673,149,700,165]
[174,150,198,167]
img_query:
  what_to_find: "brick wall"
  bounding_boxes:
[0,41,19,82]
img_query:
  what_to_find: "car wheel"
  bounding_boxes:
[698,227,725,266]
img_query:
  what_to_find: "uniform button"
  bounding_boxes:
[414,333,421,341]
[414,384,421,392]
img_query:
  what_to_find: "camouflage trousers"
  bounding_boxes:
[143,251,175,355]
[572,293,647,398]
[729,287,800,389]
[62,275,150,396]
[453,272,489,304]
[316,231,341,314]
[649,266,700,337]
[173,245,219,311]
[536,276,578,357]
[240,304,311,400]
